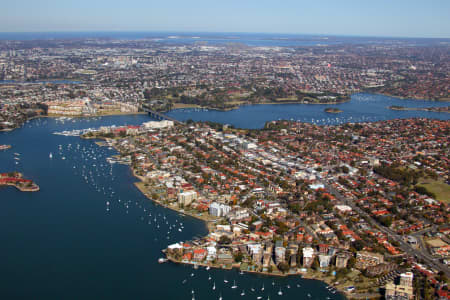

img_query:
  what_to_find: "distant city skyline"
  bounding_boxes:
[1,0,450,38]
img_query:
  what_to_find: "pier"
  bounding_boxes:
[141,105,183,125]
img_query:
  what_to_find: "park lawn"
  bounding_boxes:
[417,179,450,203]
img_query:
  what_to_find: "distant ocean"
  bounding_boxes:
[0,31,448,47]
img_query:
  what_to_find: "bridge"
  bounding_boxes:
[141,105,183,125]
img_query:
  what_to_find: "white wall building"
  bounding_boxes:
[178,190,197,206]
[319,254,332,268]
[143,120,174,129]
[209,202,231,217]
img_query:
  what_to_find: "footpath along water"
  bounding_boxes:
[0,93,448,299]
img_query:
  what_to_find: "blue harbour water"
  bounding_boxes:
[167,93,450,129]
[0,93,448,299]
[0,32,448,47]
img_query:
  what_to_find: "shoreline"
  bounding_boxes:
[79,124,398,299]
[164,251,378,299]
[118,148,360,298]
[168,98,350,113]
[0,183,40,192]
[0,172,40,192]
[1,111,148,132]
[165,90,450,114]
[46,111,147,118]
[367,91,450,102]
[387,105,450,113]
[2,91,448,133]
[133,179,217,225]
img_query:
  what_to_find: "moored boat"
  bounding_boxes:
[158,257,168,263]
[0,145,11,151]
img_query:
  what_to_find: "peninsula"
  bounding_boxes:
[83,118,450,299]
[0,172,40,192]
[388,105,450,113]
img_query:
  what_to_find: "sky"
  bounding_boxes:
[1,0,450,38]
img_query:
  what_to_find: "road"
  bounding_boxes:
[324,182,450,278]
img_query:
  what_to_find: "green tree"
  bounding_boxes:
[218,235,231,245]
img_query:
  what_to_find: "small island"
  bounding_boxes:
[324,107,343,114]
[0,172,40,192]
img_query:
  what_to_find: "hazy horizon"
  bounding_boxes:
[2,0,450,39]
[0,30,449,40]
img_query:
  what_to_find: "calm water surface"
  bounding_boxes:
[167,93,449,129]
[0,115,343,300]
[1,93,448,299]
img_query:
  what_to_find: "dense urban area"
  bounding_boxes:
[81,116,450,300]
[1,37,449,299]
[0,38,449,130]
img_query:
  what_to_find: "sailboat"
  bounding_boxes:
[278,288,283,296]
[49,152,53,159]
[240,290,245,296]
[231,280,237,289]
[219,293,222,300]
[261,283,265,291]
[213,282,216,290]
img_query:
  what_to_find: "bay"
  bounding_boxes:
[1,92,448,299]
[0,115,342,300]
[166,93,450,129]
